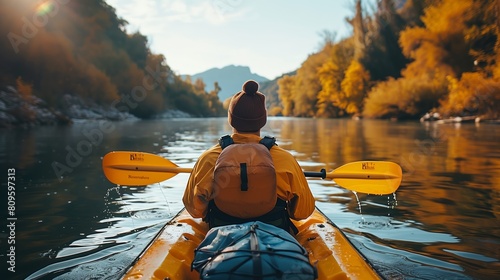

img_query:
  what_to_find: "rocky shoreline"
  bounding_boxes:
[419,111,500,124]
[0,86,191,128]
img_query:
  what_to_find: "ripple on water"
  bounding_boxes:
[351,217,460,244]
[347,234,473,280]
[354,216,396,230]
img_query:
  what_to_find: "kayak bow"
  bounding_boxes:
[121,207,381,280]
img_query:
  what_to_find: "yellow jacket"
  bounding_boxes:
[183,133,315,220]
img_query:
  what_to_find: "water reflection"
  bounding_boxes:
[2,118,498,279]
[269,118,500,279]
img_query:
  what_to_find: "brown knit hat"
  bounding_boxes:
[228,80,267,132]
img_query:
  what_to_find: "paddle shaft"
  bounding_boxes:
[102,151,402,194]
[107,164,193,173]
[304,170,327,179]
[108,165,398,180]
[109,165,329,178]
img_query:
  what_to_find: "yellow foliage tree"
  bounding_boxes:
[363,73,448,119]
[340,60,370,115]
[399,0,477,78]
[193,78,206,95]
[364,0,488,119]
[315,39,355,118]
[292,50,330,117]
[442,73,500,118]
[317,60,342,117]
[399,27,455,78]
[277,75,295,116]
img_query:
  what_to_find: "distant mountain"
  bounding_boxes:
[185,65,270,101]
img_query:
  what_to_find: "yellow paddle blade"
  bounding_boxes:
[327,161,402,195]
[102,151,192,186]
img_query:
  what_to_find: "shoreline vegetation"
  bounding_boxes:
[269,0,500,121]
[1,0,499,128]
[0,85,193,128]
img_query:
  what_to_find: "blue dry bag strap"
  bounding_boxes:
[249,223,263,278]
[220,135,276,150]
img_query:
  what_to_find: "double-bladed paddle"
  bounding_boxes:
[102,151,402,195]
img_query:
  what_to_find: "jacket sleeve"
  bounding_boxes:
[182,146,220,218]
[273,148,315,220]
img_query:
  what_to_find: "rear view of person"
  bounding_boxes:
[183,80,315,233]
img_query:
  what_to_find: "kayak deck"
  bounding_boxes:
[122,208,380,280]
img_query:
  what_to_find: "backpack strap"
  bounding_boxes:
[218,135,234,150]
[219,135,276,150]
[259,136,276,150]
[240,163,248,191]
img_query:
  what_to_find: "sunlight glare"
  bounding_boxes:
[36,1,54,16]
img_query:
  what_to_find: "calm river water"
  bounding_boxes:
[1,117,499,279]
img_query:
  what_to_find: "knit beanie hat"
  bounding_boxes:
[228,80,267,132]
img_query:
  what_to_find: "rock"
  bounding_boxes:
[0,88,70,127]
[0,85,193,128]
[61,94,136,121]
[155,110,192,119]
[420,112,442,122]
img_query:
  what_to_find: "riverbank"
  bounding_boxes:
[0,86,191,128]
[420,111,500,124]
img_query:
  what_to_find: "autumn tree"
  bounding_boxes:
[277,75,295,116]
[317,39,354,117]
[260,79,284,116]
[317,60,343,118]
[207,83,225,116]
[0,0,222,120]
[193,78,207,94]
[399,0,475,78]
[348,0,367,61]
[442,73,500,118]
[290,50,330,117]
[273,0,499,120]
[400,0,498,118]
[363,0,500,119]
[363,74,448,119]
[340,60,370,114]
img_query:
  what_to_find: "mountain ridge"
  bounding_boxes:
[184,65,270,101]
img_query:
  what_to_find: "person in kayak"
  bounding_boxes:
[183,80,315,233]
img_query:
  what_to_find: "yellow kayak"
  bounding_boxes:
[121,207,380,280]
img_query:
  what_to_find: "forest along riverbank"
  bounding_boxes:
[0,86,191,128]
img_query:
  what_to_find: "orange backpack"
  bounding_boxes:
[212,135,277,219]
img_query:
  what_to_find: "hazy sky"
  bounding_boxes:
[105,0,374,79]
